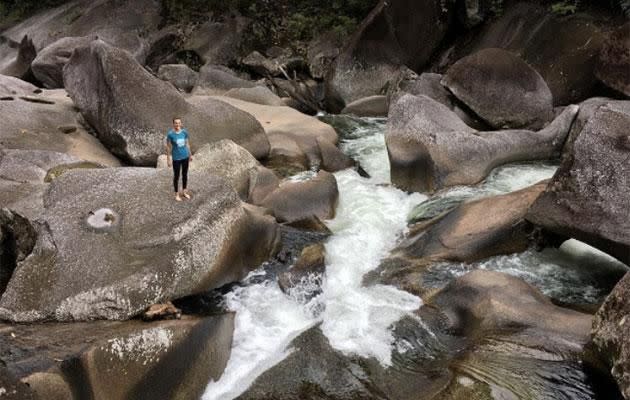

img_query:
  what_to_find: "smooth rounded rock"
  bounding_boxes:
[0,168,281,321]
[443,48,554,129]
[326,0,454,109]
[157,64,199,93]
[31,36,93,89]
[386,93,577,192]
[63,40,269,165]
[260,171,338,223]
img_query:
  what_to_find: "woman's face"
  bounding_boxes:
[173,119,182,131]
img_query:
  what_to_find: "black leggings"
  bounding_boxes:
[172,157,189,192]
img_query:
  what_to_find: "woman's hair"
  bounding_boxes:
[172,117,181,123]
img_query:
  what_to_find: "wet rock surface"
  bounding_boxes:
[0,313,234,400]
[386,93,577,192]
[237,324,451,400]
[278,243,326,295]
[365,183,546,295]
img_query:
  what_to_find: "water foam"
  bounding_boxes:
[203,116,424,399]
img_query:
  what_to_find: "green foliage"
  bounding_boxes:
[160,0,377,51]
[550,0,579,15]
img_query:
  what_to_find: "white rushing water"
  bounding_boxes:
[203,118,425,399]
[425,239,628,304]
[203,116,627,400]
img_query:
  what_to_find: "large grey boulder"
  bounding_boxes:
[0,0,163,69]
[434,2,610,106]
[386,94,577,192]
[387,70,486,129]
[442,48,554,130]
[63,40,269,165]
[389,71,453,109]
[207,96,350,175]
[326,0,453,109]
[158,139,280,204]
[1,313,234,400]
[527,101,630,265]
[0,168,281,322]
[157,64,199,93]
[237,324,451,400]
[260,171,339,223]
[0,90,121,167]
[430,269,591,339]
[596,23,630,97]
[592,272,630,400]
[183,16,250,66]
[31,36,93,89]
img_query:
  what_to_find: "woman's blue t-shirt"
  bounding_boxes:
[166,129,190,160]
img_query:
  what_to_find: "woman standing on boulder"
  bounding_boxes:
[166,117,193,202]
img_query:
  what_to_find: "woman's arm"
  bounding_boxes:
[186,136,193,162]
[166,138,172,167]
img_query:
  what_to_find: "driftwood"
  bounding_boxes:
[267,64,322,114]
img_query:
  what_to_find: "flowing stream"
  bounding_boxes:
[202,115,627,400]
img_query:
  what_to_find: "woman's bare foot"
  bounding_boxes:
[182,190,191,200]
[175,193,182,202]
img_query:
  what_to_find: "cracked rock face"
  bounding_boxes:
[0,167,280,322]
